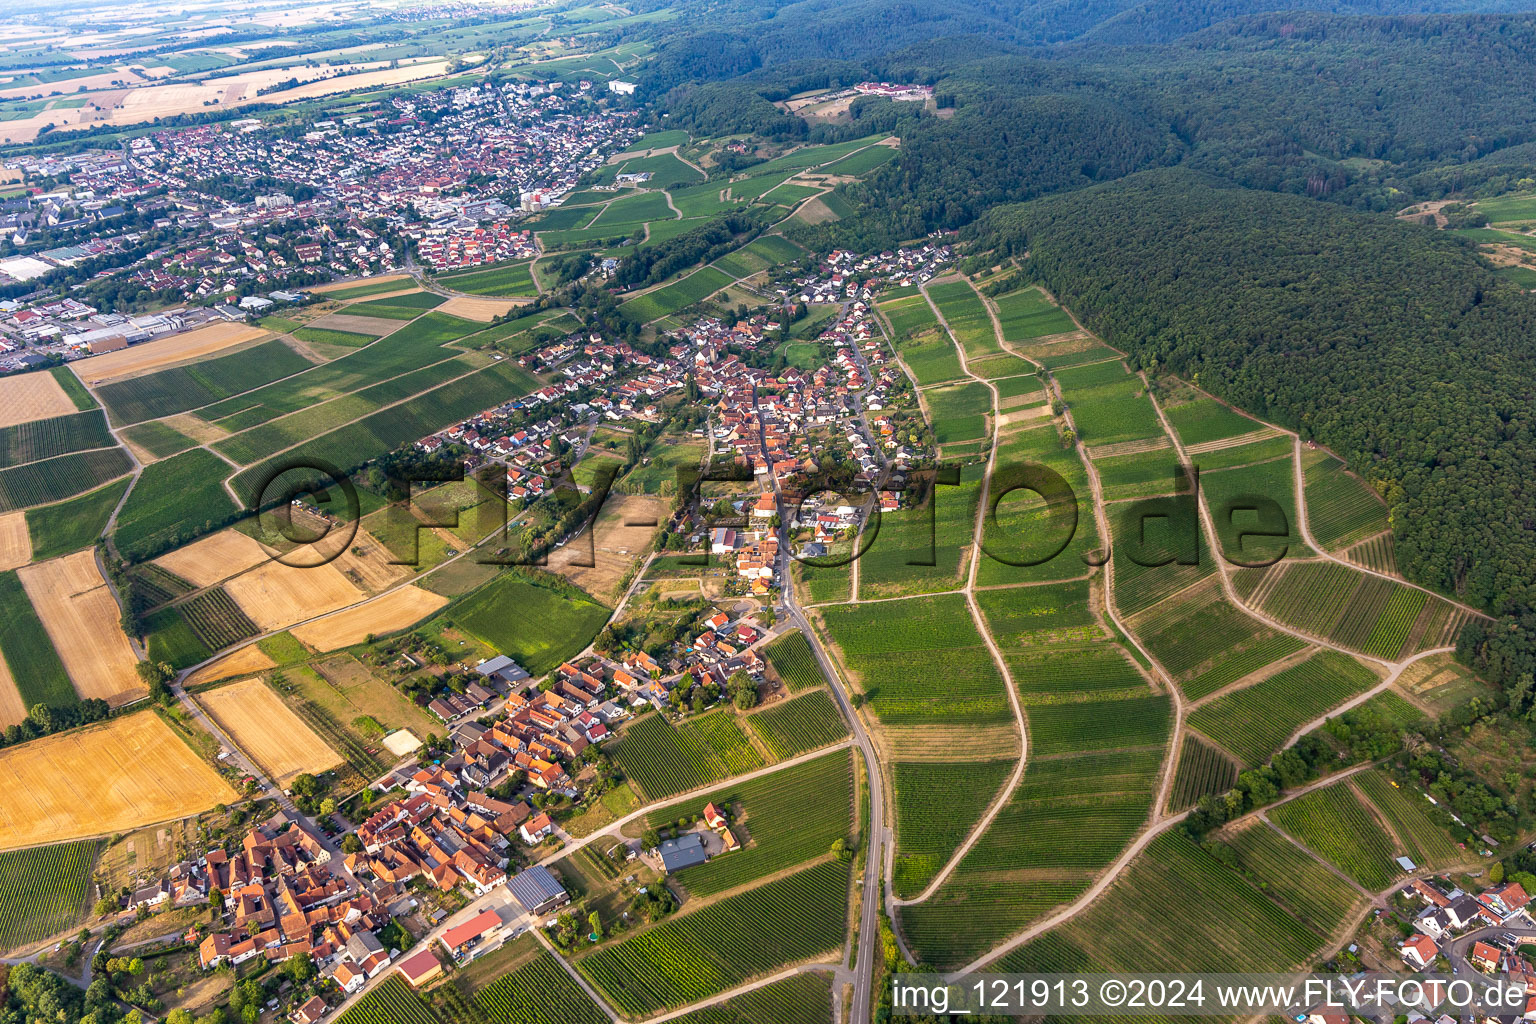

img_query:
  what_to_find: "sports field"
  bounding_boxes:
[199,678,341,785]
[0,711,236,850]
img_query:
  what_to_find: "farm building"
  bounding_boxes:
[658,832,708,872]
[509,864,568,915]
[395,946,445,988]
[440,908,502,959]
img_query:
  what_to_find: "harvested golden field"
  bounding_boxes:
[0,711,236,850]
[223,558,364,631]
[184,644,277,687]
[73,323,273,385]
[547,493,665,600]
[302,313,400,336]
[0,655,25,730]
[199,678,340,785]
[438,296,520,321]
[309,274,410,294]
[0,511,31,570]
[18,551,144,706]
[154,529,269,588]
[290,584,447,652]
[0,372,76,429]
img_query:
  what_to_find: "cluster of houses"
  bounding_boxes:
[787,243,953,305]
[415,224,537,273]
[1398,877,1532,973]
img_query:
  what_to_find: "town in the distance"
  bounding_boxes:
[2,2,1536,1024]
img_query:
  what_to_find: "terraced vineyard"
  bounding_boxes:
[1268,784,1402,890]
[576,858,850,1016]
[0,840,100,951]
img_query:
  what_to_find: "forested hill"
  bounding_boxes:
[974,168,1536,620]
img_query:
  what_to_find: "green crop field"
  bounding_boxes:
[901,746,1163,967]
[1132,583,1307,699]
[895,330,965,386]
[1200,456,1310,563]
[992,288,1075,342]
[179,587,259,651]
[993,374,1044,401]
[856,470,980,596]
[320,278,423,301]
[615,437,706,495]
[1062,375,1164,447]
[612,710,766,801]
[350,290,446,312]
[1269,783,1403,890]
[927,280,1000,359]
[0,840,101,952]
[1168,734,1238,811]
[891,758,1013,898]
[1109,506,1216,616]
[336,976,442,1024]
[0,446,131,513]
[449,571,609,676]
[467,940,607,1024]
[1190,433,1294,470]
[437,259,538,296]
[822,144,897,175]
[0,410,114,468]
[0,570,76,709]
[1188,650,1378,766]
[49,366,97,411]
[121,420,197,459]
[113,448,240,561]
[975,431,1102,586]
[763,630,828,692]
[143,605,214,669]
[975,578,1097,646]
[1026,693,1170,756]
[666,971,832,1024]
[619,267,733,322]
[746,690,847,759]
[26,477,130,561]
[1092,447,1184,502]
[292,327,378,347]
[817,592,1009,724]
[1473,191,1536,222]
[878,294,939,340]
[1354,770,1464,868]
[1303,452,1389,548]
[1052,358,1129,390]
[1163,397,1263,446]
[95,339,314,425]
[925,381,990,444]
[994,831,1326,975]
[575,858,849,1016]
[1221,823,1365,934]
[713,234,803,279]
[643,749,853,897]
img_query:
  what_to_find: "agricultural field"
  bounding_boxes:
[448,570,610,675]
[974,578,1097,646]
[336,976,442,1024]
[976,429,1102,586]
[1161,396,1264,446]
[0,840,101,952]
[93,339,315,425]
[1061,374,1164,448]
[19,551,144,706]
[1268,783,1403,890]
[638,749,853,898]
[991,287,1075,343]
[291,327,377,348]
[924,380,991,445]
[746,690,848,759]
[1353,770,1465,868]
[121,420,197,460]
[463,938,607,1024]
[666,971,832,1024]
[890,758,1013,898]
[618,266,734,322]
[994,831,1328,976]
[712,234,803,279]
[611,710,765,801]
[1169,734,1238,811]
[290,585,448,652]
[1188,650,1380,766]
[0,570,75,711]
[616,436,707,495]
[817,593,1010,726]
[894,329,966,387]
[199,678,341,785]
[436,258,538,296]
[878,293,940,340]
[927,279,1000,359]
[1199,455,1310,563]
[1130,580,1307,700]
[113,448,241,560]
[763,630,829,693]
[0,369,81,430]
[575,858,849,1016]
[855,470,981,596]
[900,746,1164,967]
[0,409,115,468]
[0,711,237,850]
[1302,451,1389,549]
[0,446,133,513]
[1219,822,1366,934]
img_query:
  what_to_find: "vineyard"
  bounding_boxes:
[289,697,386,781]
[1161,397,1262,446]
[449,572,610,677]
[991,287,1075,342]
[1303,452,1389,549]
[0,446,133,513]
[1220,822,1366,933]
[667,971,832,1024]
[112,448,240,560]
[856,471,980,595]
[1009,644,1147,700]
[618,266,734,322]
[995,832,1327,974]
[746,691,848,760]
[179,587,260,651]
[925,381,991,445]
[1199,456,1308,562]
[575,858,850,1016]
[1109,513,1216,617]
[612,711,765,801]
[1187,650,1379,766]
[1268,784,1403,890]
[25,478,131,562]
[1025,693,1169,756]
[891,758,1014,898]
[762,630,828,693]
[337,977,442,1024]
[975,579,1098,646]
[468,943,608,1024]
[1353,770,1464,868]
[817,592,1009,724]
[0,410,115,468]
[0,840,100,951]
[0,570,75,710]
[877,293,940,340]
[900,746,1164,967]
[96,339,315,425]
[927,279,1001,359]
[1131,582,1306,700]
[895,329,967,387]
[1168,735,1238,811]
[1061,374,1164,447]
